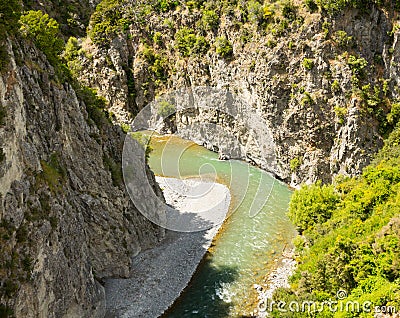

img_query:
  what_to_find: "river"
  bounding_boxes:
[146,133,296,317]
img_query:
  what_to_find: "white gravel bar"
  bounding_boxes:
[105,177,231,318]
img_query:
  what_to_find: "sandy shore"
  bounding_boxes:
[105,177,231,318]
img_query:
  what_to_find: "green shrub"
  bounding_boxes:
[120,123,131,133]
[202,10,219,30]
[40,153,67,193]
[89,0,128,45]
[334,30,353,48]
[300,91,313,106]
[157,100,176,117]
[19,10,64,61]
[192,35,209,55]
[153,31,163,45]
[288,181,339,233]
[347,54,368,78]
[157,0,179,12]
[290,157,302,171]
[141,46,168,80]
[266,39,277,48]
[215,36,233,58]
[75,86,110,128]
[304,0,318,12]
[263,4,275,20]
[63,37,83,76]
[387,103,400,125]
[282,124,400,308]
[331,79,340,93]
[0,304,14,317]
[282,1,297,22]
[247,0,264,24]
[63,37,80,61]
[322,21,331,38]
[334,106,347,124]
[150,56,168,80]
[131,132,153,162]
[0,44,10,72]
[302,58,314,70]
[175,27,197,57]
[0,0,21,72]
[0,0,21,34]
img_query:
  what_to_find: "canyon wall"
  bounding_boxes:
[79,4,398,187]
[0,38,164,317]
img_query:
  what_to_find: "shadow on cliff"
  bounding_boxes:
[161,253,240,318]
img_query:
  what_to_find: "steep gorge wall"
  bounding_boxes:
[0,38,164,317]
[78,3,399,187]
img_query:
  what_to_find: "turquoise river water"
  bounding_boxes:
[146,134,296,317]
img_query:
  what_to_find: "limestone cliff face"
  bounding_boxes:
[78,5,398,187]
[0,38,164,317]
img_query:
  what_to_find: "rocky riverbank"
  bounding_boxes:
[253,249,297,318]
[105,177,231,317]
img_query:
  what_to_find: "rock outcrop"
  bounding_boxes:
[0,38,164,317]
[78,4,398,187]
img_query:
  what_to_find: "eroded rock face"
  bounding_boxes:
[0,39,164,317]
[79,6,397,187]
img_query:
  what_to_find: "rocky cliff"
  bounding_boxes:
[77,1,399,187]
[0,37,164,317]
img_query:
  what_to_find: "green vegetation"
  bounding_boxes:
[120,123,131,133]
[39,153,67,193]
[0,0,21,33]
[215,36,233,58]
[63,37,84,76]
[141,46,168,81]
[157,100,176,117]
[289,181,339,233]
[300,91,313,106]
[304,0,318,12]
[334,30,353,48]
[201,10,219,30]
[131,132,153,161]
[89,0,129,45]
[175,27,197,57]
[331,79,340,93]
[0,0,21,72]
[19,10,64,62]
[334,105,347,124]
[387,103,400,125]
[282,1,297,22]
[157,0,179,12]
[75,86,110,128]
[103,155,123,186]
[280,122,400,316]
[290,157,302,172]
[174,27,209,57]
[347,55,368,76]
[153,31,163,45]
[302,58,314,70]
[246,0,265,24]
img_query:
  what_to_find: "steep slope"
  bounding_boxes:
[75,0,399,187]
[0,34,164,318]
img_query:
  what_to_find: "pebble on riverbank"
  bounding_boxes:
[252,248,297,318]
